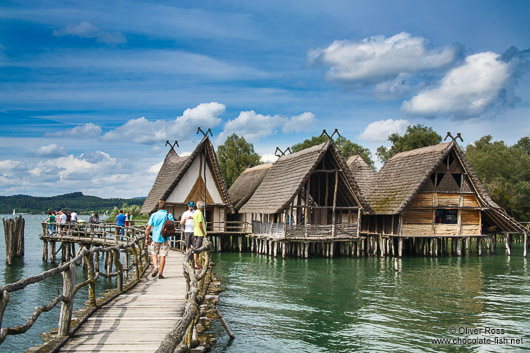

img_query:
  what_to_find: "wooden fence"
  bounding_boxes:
[0,225,149,351]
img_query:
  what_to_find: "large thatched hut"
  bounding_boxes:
[236,140,371,257]
[141,137,231,232]
[361,142,526,256]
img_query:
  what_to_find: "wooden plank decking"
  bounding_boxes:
[60,250,186,352]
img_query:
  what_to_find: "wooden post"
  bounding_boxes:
[398,238,403,257]
[86,251,96,306]
[331,170,338,237]
[505,234,511,256]
[478,237,482,256]
[58,263,76,336]
[113,249,123,292]
[456,238,462,256]
[3,217,25,265]
[42,241,48,262]
[523,232,528,257]
[50,241,56,262]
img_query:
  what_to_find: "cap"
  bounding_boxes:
[188,201,195,207]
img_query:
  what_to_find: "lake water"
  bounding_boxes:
[210,248,530,352]
[1,215,529,352]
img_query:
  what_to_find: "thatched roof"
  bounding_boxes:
[347,155,376,194]
[229,163,272,211]
[367,142,525,233]
[141,137,231,214]
[239,141,371,214]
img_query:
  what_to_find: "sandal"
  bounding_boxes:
[158,274,165,279]
[194,265,202,269]
[151,269,159,277]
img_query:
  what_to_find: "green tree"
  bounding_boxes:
[376,124,442,163]
[217,134,261,188]
[291,136,374,168]
[465,135,530,221]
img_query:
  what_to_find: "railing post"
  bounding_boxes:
[112,249,123,292]
[86,251,96,306]
[58,263,76,336]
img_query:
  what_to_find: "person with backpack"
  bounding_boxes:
[145,200,174,279]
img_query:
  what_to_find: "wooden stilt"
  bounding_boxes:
[43,241,48,262]
[456,238,462,256]
[398,238,403,257]
[50,241,56,262]
[505,234,511,256]
[524,232,527,258]
[304,242,309,258]
[478,237,482,256]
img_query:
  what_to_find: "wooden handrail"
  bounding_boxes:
[0,225,150,348]
[156,239,214,352]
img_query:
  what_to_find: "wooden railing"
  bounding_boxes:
[0,225,149,350]
[156,238,215,352]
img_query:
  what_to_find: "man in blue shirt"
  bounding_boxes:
[145,200,174,279]
[116,210,126,236]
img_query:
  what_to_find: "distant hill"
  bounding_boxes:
[0,192,146,215]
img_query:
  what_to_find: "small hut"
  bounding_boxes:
[141,137,232,232]
[346,154,376,196]
[238,140,371,257]
[228,163,272,221]
[363,142,526,256]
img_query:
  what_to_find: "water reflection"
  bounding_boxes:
[211,248,530,353]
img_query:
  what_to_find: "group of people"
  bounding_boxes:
[46,210,79,235]
[145,200,207,279]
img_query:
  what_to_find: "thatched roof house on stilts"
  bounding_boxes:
[356,141,527,257]
[141,137,232,233]
[236,140,372,258]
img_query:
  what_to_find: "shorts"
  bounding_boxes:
[192,236,204,249]
[184,232,194,248]
[149,241,169,257]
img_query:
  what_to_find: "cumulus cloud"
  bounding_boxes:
[359,119,409,141]
[101,102,225,144]
[149,161,163,174]
[29,152,117,181]
[35,144,66,157]
[282,112,317,133]
[0,160,24,175]
[401,51,523,118]
[219,110,318,142]
[309,32,460,84]
[46,123,102,138]
[53,21,126,45]
[260,154,278,163]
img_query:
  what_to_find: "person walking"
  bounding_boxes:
[71,210,78,223]
[145,200,174,279]
[192,201,207,269]
[180,201,195,252]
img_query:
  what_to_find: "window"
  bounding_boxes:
[435,209,457,224]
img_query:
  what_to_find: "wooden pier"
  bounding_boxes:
[59,251,186,352]
[0,223,217,353]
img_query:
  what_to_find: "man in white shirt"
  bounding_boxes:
[180,201,195,252]
[59,210,67,235]
[71,210,78,223]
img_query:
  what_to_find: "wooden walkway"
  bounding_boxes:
[60,250,186,352]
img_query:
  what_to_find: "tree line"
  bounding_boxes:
[0,192,145,215]
[217,126,530,222]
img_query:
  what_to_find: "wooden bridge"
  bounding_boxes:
[0,224,219,353]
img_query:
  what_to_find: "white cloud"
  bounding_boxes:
[53,21,126,45]
[309,32,459,84]
[401,52,515,118]
[282,112,317,133]
[219,110,318,142]
[35,144,66,157]
[46,123,102,138]
[218,110,284,142]
[374,73,415,100]
[0,160,24,175]
[359,119,409,141]
[260,154,278,163]
[148,161,163,174]
[101,102,225,144]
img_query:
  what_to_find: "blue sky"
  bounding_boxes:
[1,0,529,198]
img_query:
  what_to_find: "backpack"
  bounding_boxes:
[161,213,176,240]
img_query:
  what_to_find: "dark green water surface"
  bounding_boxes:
[210,248,530,352]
